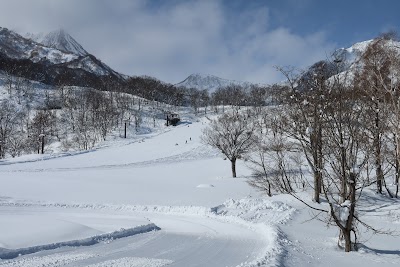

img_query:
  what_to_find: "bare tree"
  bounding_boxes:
[247,107,300,196]
[29,110,56,154]
[354,37,393,194]
[201,111,256,177]
[188,88,201,114]
[276,64,330,203]
[320,73,371,251]
[0,100,23,158]
[248,85,268,112]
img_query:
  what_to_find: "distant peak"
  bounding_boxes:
[25,29,88,56]
[176,73,252,93]
[48,28,68,38]
[188,73,218,78]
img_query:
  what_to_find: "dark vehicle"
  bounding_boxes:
[166,113,180,126]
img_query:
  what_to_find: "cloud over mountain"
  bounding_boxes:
[0,0,336,84]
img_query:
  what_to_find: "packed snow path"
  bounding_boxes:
[0,206,269,267]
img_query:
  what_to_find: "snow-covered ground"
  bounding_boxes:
[0,114,399,266]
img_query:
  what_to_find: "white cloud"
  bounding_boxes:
[0,0,336,84]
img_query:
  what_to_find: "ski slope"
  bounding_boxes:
[1,113,399,266]
[0,116,290,266]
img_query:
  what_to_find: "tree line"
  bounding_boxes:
[125,75,273,112]
[202,34,400,252]
[0,85,170,157]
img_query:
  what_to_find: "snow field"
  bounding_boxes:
[0,114,294,266]
[1,110,399,266]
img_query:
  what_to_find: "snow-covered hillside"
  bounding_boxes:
[25,29,88,56]
[23,29,128,79]
[0,27,126,88]
[176,73,253,93]
[333,39,373,63]
[0,109,399,266]
[330,38,400,74]
[0,27,78,64]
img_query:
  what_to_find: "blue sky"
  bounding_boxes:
[0,0,398,84]
[261,0,398,47]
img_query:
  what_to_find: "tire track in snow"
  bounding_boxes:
[0,145,220,173]
[84,257,173,267]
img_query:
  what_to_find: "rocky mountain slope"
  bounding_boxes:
[0,27,125,88]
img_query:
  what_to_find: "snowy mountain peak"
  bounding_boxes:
[331,39,374,65]
[176,73,252,93]
[25,29,88,56]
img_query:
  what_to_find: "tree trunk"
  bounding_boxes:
[267,181,271,197]
[345,172,356,252]
[41,136,45,154]
[374,107,383,194]
[231,158,237,178]
[376,152,384,194]
[311,125,322,203]
[343,229,352,252]
[317,125,323,195]
[396,135,400,198]
[340,145,347,203]
[313,170,320,203]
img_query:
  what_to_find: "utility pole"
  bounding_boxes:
[39,134,45,154]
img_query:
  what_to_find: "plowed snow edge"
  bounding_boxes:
[0,197,296,266]
[0,223,160,260]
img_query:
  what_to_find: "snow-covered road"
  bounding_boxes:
[0,204,272,267]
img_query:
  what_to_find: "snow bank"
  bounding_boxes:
[0,253,95,267]
[85,257,173,267]
[1,197,295,224]
[0,223,160,260]
[0,199,213,217]
[209,197,295,266]
[212,197,296,224]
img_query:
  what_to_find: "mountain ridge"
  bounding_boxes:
[175,73,254,93]
[0,27,125,88]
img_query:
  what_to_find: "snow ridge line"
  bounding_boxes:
[0,200,213,216]
[0,223,160,260]
[0,198,294,267]
[0,146,219,173]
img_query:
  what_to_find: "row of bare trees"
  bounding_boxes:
[0,100,58,158]
[203,35,400,252]
[0,84,159,157]
[125,75,275,114]
[260,36,400,252]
